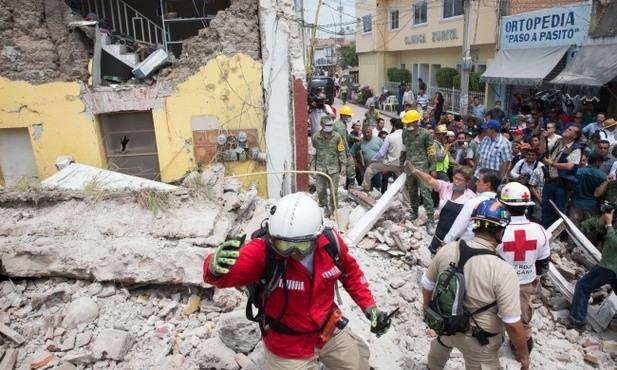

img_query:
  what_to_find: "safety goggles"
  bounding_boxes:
[271,236,317,257]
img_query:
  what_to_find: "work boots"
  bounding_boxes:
[407,209,419,221]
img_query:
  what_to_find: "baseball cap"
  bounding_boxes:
[513,128,523,135]
[321,116,333,125]
[481,119,501,130]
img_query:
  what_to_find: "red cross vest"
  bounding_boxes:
[496,215,551,285]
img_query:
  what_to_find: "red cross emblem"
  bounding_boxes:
[521,191,530,201]
[502,229,537,262]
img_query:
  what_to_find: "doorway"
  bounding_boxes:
[0,128,39,187]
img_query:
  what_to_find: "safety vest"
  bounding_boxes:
[434,140,449,173]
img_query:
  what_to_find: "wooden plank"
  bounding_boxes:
[347,188,377,208]
[549,200,601,262]
[346,173,406,246]
[0,323,24,345]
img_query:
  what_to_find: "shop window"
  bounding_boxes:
[413,1,427,26]
[389,9,399,30]
[443,0,463,19]
[362,15,373,33]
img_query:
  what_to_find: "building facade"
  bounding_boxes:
[355,0,501,97]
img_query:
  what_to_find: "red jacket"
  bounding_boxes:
[203,230,375,359]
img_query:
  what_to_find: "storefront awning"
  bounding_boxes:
[551,44,617,86]
[481,46,569,86]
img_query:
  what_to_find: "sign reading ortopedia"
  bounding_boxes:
[500,3,591,49]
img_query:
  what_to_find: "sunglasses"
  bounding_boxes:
[271,236,317,257]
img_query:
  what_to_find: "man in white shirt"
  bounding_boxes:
[440,169,501,246]
[402,85,415,107]
[582,112,606,138]
[509,148,543,185]
[416,89,429,110]
[599,118,617,147]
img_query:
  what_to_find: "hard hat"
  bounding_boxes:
[471,199,510,229]
[499,182,535,206]
[401,109,421,124]
[434,124,447,134]
[340,105,353,116]
[268,193,324,257]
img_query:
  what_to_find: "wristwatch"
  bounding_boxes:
[606,224,612,229]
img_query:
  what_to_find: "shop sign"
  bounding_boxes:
[404,34,427,45]
[500,3,591,49]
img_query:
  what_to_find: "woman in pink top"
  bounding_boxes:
[407,163,476,254]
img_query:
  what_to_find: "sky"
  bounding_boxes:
[301,0,358,37]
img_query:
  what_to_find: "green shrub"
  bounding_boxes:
[387,67,411,84]
[470,72,486,93]
[453,74,461,90]
[436,67,459,88]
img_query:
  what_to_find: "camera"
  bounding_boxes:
[601,202,617,213]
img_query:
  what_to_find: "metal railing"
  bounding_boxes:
[383,81,485,115]
[83,0,164,46]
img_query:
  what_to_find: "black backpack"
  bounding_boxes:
[424,240,501,336]
[245,222,344,336]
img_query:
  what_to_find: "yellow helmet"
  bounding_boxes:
[401,109,421,124]
[340,105,353,116]
[434,124,448,134]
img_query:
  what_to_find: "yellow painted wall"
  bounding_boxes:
[0,77,105,182]
[0,54,267,197]
[155,54,266,197]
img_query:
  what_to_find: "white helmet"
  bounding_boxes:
[268,193,324,256]
[499,182,535,206]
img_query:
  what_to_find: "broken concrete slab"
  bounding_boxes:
[42,163,177,191]
[62,297,99,329]
[91,328,134,361]
[0,348,18,370]
[0,191,233,286]
[0,322,25,344]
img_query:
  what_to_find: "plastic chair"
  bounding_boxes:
[383,95,398,111]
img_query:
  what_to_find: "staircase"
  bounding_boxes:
[83,0,164,46]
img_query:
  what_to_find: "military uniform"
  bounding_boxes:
[364,110,380,127]
[311,131,347,209]
[401,127,436,219]
[333,119,356,185]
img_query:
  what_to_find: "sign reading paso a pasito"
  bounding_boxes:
[500,3,590,49]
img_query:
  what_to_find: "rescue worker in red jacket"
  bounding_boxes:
[203,192,391,369]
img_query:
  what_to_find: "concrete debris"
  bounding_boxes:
[0,178,616,369]
[91,329,134,360]
[0,322,25,345]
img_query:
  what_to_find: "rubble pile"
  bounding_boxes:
[1,178,617,369]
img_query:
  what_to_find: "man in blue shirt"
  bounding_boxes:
[351,125,384,191]
[471,119,513,191]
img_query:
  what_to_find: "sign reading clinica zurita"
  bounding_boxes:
[500,3,591,49]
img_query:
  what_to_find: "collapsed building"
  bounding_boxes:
[0,0,310,199]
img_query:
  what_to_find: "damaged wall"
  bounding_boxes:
[0,0,90,83]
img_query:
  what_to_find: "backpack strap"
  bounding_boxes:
[456,240,502,319]
[322,227,344,305]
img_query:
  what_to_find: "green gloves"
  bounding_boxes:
[365,305,392,338]
[209,233,246,276]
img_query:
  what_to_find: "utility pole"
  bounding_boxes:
[460,0,472,116]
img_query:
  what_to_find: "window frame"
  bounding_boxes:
[442,0,463,20]
[362,14,373,33]
[389,8,400,31]
[412,0,428,26]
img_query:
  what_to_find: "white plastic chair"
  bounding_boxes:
[383,95,398,111]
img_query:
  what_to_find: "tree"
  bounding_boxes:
[469,72,486,93]
[340,44,358,68]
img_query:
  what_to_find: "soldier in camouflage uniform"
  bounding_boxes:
[400,109,438,234]
[311,116,347,216]
[333,106,357,189]
[364,102,380,128]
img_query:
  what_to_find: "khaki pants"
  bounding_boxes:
[362,162,402,191]
[427,331,504,370]
[568,206,599,229]
[520,282,534,340]
[264,326,370,370]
